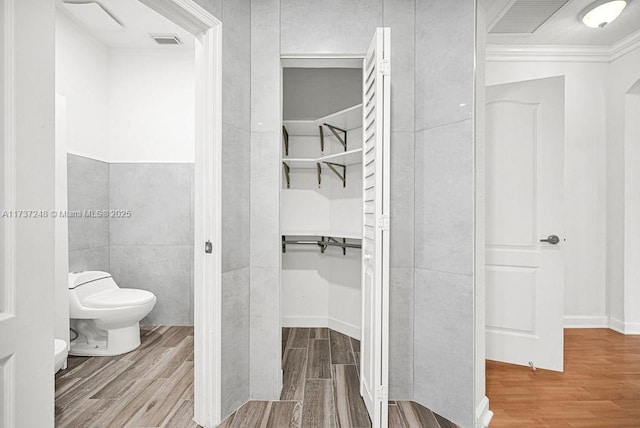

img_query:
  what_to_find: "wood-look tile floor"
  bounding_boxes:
[55,325,199,428]
[218,327,459,428]
[56,325,458,428]
[487,328,640,428]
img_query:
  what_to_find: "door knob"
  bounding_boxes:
[540,235,560,245]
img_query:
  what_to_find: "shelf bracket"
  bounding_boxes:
[318,125,325,154]
[323,161,346,188]
[323,123,347,151]
[316,162,322,188]
[283,161,291,189]
[282,125,289,156]
[328,237,347,255]
[282,235,287,253]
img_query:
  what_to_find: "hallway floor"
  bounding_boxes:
[55,325,459,427]
[487,328,640,427]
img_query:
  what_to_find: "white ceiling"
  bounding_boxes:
[57,0,194,49]
[484,0,640,46]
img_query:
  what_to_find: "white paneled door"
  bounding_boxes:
[485,76,565,372]
[360,27,390,428]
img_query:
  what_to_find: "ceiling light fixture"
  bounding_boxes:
[579,0,628,28]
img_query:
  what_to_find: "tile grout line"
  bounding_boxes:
[301,329,310,419]
[329,329,336,427]
[349,335,358,377]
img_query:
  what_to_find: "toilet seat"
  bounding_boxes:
[82,289,155,309]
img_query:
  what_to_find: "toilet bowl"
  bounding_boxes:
[68,271,156,356]
[54,339,68,373]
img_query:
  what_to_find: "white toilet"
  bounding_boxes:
[54,339,68,373]
[68,271,156,356]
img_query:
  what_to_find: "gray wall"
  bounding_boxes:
[109,163,194,326]
[282,68,363,120]
[413,1,476,427]
[250,0,418,403]
[68,154,110,273]
[250,0,281,402]
[200,0,478,423]
[191,0,253,418]
[191,0,253,417]
[67,154,194,326]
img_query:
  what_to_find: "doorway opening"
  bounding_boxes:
[280,60,369,423]
[479,1,640,426]
[53,0,222,426]
[278,28,391,428]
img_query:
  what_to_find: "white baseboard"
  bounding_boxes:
[564,315,640,335]
[475,396,493,428]
[564,315,609,328]
[281,316,361,340]
[282,316,328,328]
[328,317,361,340]
[608,317,626,334]
[608,317,640,335]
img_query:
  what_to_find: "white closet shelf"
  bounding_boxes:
[283,148,363,169]
[283,158,317,168]
[283,104,363,136]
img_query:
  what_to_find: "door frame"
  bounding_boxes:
[142,2,223,426]
[57,0,222,425]
[279,52,390,427]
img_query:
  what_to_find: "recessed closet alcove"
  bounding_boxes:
[280,65,364,339]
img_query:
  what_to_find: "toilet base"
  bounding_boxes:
[69,323,141,356]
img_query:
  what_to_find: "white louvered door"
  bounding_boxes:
[360,27,390,428]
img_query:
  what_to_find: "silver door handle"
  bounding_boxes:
[540,235,560,245]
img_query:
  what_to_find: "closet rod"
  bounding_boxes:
[281,236,362,254]
[283,240,361,249]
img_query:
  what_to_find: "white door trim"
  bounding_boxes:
[2,1,19,425]
[135,1,222,426]
[2,0,56,425]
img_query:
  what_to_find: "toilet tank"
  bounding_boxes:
[68,271,119,316]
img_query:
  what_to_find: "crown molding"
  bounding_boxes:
[486,44,611,62]
[610,29,640,61]
[486,29,640,63]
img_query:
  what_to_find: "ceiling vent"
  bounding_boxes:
[490,0,571,34]
[150,34,182,45]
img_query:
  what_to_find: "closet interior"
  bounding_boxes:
[280,65,364,342]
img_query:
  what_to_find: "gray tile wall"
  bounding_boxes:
[221,0,252,417]
[251,0,418,404]
[109,163,194,326]
[197,0,477,422]
[190,0,253,418]
[413,0,476,426]
[67,154,110,273]
[384,0,416,400]
[250,0,282,403]
[67,155,195,326]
